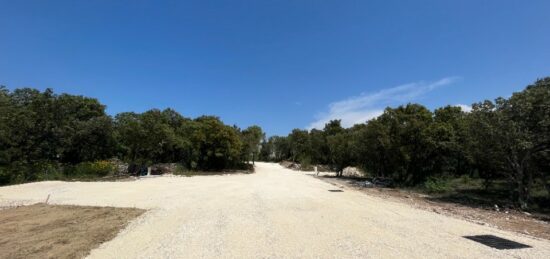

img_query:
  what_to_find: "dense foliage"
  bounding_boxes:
[259,78,550,209]
[1,78,548,209]
[0,86,263,184]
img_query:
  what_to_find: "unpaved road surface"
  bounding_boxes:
[1,162,549,258]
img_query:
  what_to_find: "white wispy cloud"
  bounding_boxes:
[307,77,460,129]
[454,104,472,112]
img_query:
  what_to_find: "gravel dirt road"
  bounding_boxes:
[1,162,549,258]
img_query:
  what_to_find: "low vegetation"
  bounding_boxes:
[260,78,550,210]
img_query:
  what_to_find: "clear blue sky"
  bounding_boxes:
[1,1,549,135]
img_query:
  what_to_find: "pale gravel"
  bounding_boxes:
[0,162,549,258]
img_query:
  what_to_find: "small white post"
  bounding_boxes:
[147,167,152,176]
[315,166,319,176]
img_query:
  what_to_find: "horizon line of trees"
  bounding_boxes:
[1,78,548,209]
[259,78,550,209]
[0,86,264,185]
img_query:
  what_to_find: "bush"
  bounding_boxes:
[0,167,10,185]
[65,161,115,178]
[298,155,313,171]
[0,162,68,185]
[451,174,482,189]
[424,177,452,193]
[173,164,192,176]
[34,162,64,181]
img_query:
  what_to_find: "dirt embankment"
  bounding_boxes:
[0,203,144,259]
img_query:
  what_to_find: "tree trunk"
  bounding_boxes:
[545,173,550,199]
[482,173,492,191]
[512,158,532,210]
[505,151,529,210]
[517,179,528,210]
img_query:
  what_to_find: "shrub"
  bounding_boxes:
[424,177,452,193]
[0,162,63,184]
[298,155,313,171]
[173,164,191,176]
[0,167,10,185]
[65,161,115,178]
[451,174,483,189]
[34,162,64,181]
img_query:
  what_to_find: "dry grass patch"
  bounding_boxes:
[0,203,144,259]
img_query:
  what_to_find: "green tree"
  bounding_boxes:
[369,104,434,185]
[354,118,392,178]
[323,120,344,136]
[241,126,265,165]
[189,116,243,170]
[327,130,355,176]
[258,138,273,161]
[466,100,504,188]
[0,86,12,166]
[4,88,115,164]
[309,128,329,164]
[429,105,470,177]
[271,136,291,161]
[115,109,188,166]
[0,88,116,183]
[288,129,310,162]
[494,78,550,208]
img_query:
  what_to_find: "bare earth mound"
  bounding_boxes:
[0,203,144,259]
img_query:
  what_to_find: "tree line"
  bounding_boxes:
[1,78,548,209]
[259,78,550,209]
[0,87,264,185]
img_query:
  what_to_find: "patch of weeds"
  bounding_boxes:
[424,176,452,193]
[298,156,314,171]
[64,161,116,179]
[449,174,483,190]
[173,164,196,177]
